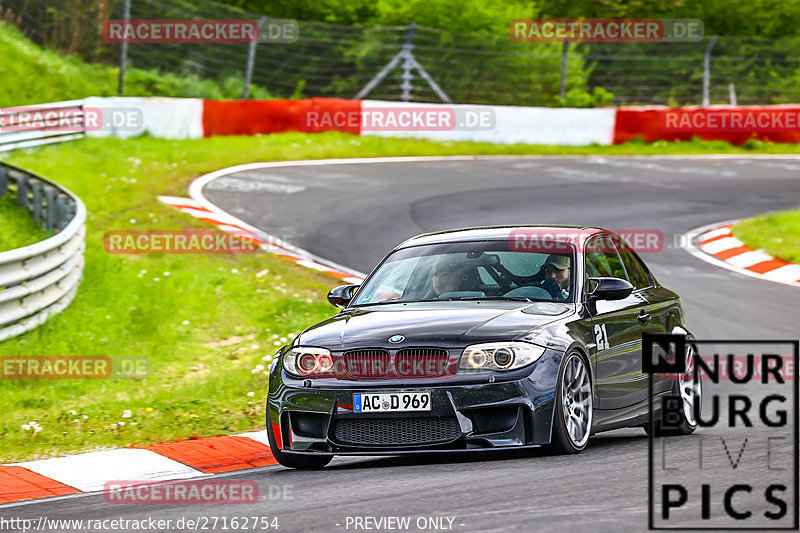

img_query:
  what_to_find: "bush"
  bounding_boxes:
[555,87,615,108]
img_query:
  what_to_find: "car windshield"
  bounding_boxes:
[352,240,576,306]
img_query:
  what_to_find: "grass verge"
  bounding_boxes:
[1,132,800,462]
[0,195,52,251]
[733,208,800,265]
[0,22,271,107]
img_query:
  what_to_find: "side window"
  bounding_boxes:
[617,242,651,289]
[585,235,626,280]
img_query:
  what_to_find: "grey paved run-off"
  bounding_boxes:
[6,157,799,532]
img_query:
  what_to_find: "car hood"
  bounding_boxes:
[296,301,573,350]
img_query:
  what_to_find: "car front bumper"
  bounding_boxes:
[267,350,561,455]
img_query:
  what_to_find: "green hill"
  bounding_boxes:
[0,22,270,107]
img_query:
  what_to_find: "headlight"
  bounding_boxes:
[283,347,334,378]
[459,342,545,372]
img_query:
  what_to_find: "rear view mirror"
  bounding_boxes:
[327,284,360,308]
[588,277,633,301]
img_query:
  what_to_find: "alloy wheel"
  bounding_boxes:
[562,355,592,448]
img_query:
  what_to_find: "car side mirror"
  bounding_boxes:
[327,284,360,308]
[587,277,633,301]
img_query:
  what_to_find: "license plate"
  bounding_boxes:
[353,392,431,413]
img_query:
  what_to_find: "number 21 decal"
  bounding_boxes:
[593,324,609,350]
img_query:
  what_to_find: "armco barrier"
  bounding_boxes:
[0,100,87,153]
[0,162,85,342]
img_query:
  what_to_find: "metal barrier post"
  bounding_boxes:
[560,41,568,99]
[17,174,27,209]
[702,35,718,106]
[243,17,267,99]
[118,0,131,95]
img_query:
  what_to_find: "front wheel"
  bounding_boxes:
[548,352,593,454]
[266,414,333,469]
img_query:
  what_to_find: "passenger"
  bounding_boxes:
[432,256,475,296]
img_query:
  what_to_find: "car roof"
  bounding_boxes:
[395,225,607,249]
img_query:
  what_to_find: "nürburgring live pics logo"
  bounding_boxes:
[643,333,798,530]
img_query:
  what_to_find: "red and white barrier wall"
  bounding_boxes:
[359,100,617,145]
[81,97,800,146]
[614,104,800,145]
[202,97,360,136]
[84,97,204,139]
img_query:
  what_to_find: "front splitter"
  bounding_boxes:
[282,443,545,456]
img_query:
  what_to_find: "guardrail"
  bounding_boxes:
[0,100,87,153]
[0,161,86,341]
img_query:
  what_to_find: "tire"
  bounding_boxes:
[266,415,333,469]
[646,343,701,437]
[548,352,593,454]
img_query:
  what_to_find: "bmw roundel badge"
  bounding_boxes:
[388,335,405,343]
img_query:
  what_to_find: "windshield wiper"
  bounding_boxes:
[440,296,534,302]
[352,298,439,307]
[354,296,542,307]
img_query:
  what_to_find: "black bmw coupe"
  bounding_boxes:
[266,226,700,468]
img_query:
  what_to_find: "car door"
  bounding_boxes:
[617,239,665,333]
[585,234,653,410]
[617,240,679,396]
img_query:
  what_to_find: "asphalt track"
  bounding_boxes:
[5,157,800,532]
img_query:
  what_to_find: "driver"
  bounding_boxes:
[539,254,571,300]
[432,256,475,296]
